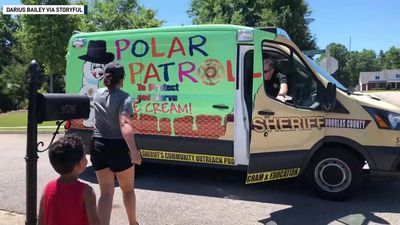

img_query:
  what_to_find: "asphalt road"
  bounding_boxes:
[0,133,399,225]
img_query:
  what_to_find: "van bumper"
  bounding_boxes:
[369,169,400,180]
[366,146,400,180]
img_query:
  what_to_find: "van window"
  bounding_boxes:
[243,50,254,129]
[261,44,320,109]
[290,54,319,108]
[304,55,347,91]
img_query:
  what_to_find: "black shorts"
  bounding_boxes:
[91,137,133,172]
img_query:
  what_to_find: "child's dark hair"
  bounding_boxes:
[103,64,125,88]
[49,135,85,175]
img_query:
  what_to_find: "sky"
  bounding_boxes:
[2,0,400,53]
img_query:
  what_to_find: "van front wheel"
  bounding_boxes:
[306,149,364,200]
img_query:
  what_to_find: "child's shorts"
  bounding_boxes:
[91,137,133,172]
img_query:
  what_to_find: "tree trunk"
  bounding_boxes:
[49,74,53,93]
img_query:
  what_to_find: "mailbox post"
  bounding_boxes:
[26,60,41,225]
[25,60,90,225]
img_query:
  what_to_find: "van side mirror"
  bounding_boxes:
[37,93,90,123]
[323,82,336,111]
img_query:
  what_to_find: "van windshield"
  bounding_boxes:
[304,55,348,92]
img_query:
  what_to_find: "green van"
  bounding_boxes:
[66,25,400,200]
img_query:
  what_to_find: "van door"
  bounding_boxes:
[234,45,254,166]
[246,30,327,184]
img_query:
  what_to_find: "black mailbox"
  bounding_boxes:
[37,93,90,123]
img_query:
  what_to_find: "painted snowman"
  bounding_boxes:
[79,40,115,127]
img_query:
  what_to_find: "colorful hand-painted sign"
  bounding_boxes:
[66,30,237,140]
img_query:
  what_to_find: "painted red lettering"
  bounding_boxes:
[161,103,168,113]
[137,84,146,91]
[148,84,156,91]
[178,104,188,114]
[151,37,165,57]
[169,102,178,114]
[129,62,144,84]
[145,103,152,112]
[167,37,186,58]
[153,103,160,114]
[253,72,262,78]
[143,63,161,84]
[227,60,235,82]
[133,102,141,113]
[138,94,151,101]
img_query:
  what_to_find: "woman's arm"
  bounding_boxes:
[120,113,142,165]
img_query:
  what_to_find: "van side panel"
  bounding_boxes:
[66,28,238,165]
[129,31,236,141]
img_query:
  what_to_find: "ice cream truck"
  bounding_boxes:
[65,25,400,200]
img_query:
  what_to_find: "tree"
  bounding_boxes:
[0,44,31,112]
[318,43,351,87]
[18,0,79,93]
[17,0,162,93]
[188,0,316,50]
[74,0,163,32]
[259,0,316,50]
[0,0,162,111]
[346,49,381,88]
[188,0,252,25]
[0,59,30,111]
[317,43,385,88]
[0,13,19,74]
[0,13,25,112]
[381,47,400,69]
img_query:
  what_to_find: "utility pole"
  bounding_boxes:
[348,36,354,90]
[349,36,352,53]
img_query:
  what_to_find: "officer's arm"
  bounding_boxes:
[277,72,288,96]
[278,83,288,96]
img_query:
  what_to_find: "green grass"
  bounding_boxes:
[0,111,57,128]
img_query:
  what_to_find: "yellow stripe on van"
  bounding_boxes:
[140,149,235,166]
[246,168,300,184]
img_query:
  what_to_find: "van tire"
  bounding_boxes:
[306,148,364,200]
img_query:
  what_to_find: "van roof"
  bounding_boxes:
[71,24,255,39]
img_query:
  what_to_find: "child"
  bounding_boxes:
[38,135,100,225]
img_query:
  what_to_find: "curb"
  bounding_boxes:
[0,210,25,225]
[0,130,65,134]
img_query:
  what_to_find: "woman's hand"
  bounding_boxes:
[130,150,142,165]
[120,113,142,165]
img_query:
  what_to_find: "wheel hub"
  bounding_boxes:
[315,158,351,192]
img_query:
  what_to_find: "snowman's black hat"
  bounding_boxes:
[79,40,114,64]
